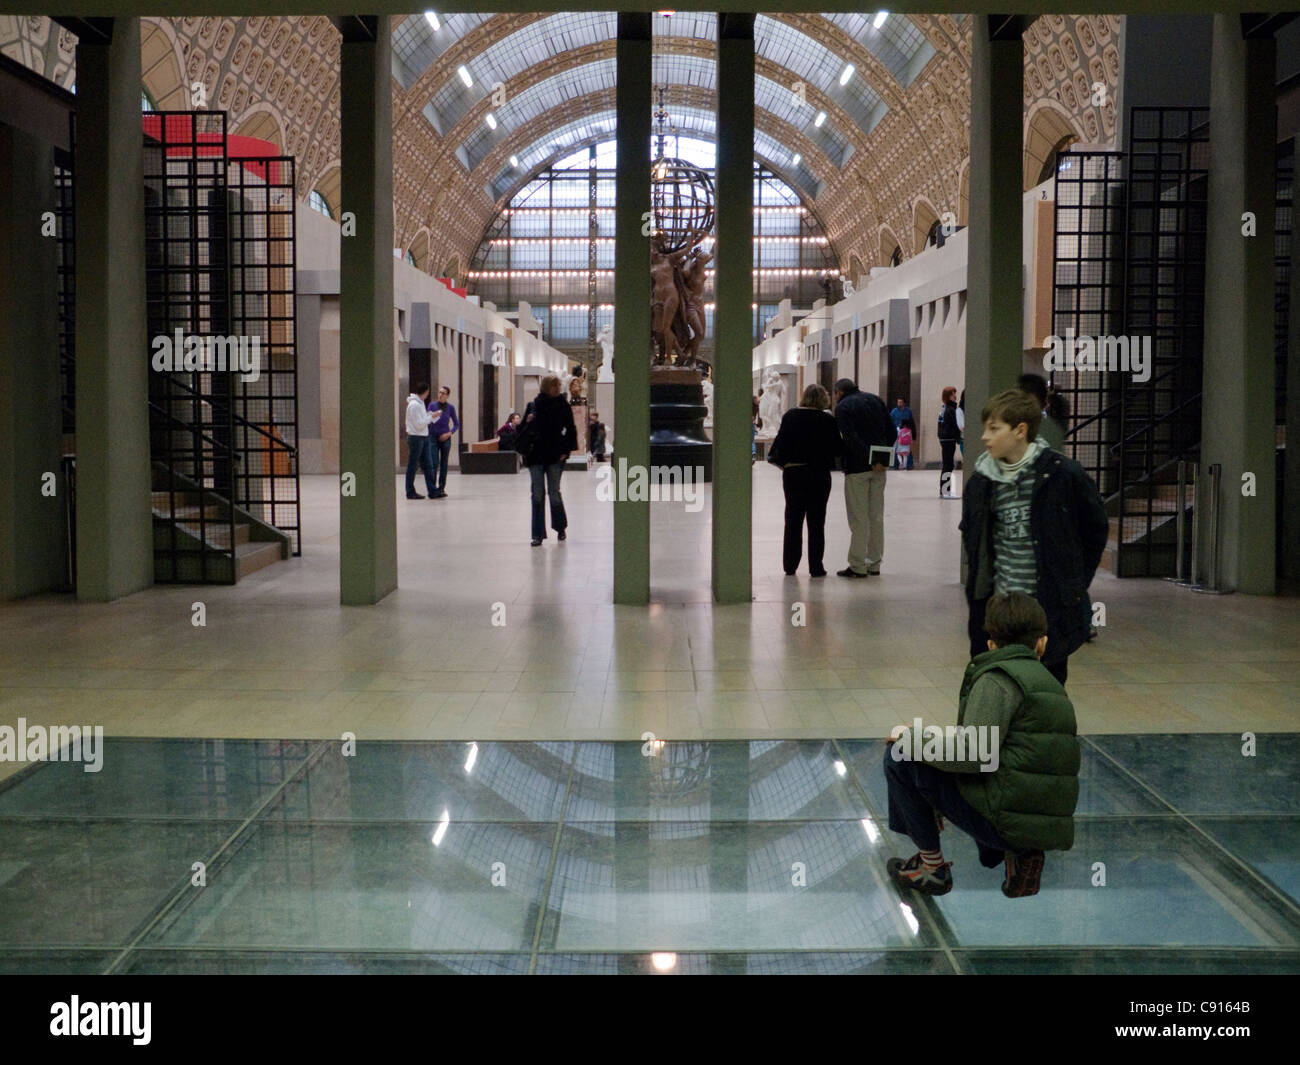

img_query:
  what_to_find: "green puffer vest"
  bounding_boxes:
[954,646,1080,851]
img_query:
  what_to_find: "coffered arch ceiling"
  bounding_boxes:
[391,11,959,272]
[1,14,1123,284]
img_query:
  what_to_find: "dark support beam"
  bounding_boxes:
[713,11,755,604]
[331,16,379,42]
[51,17,114,43]
[613,12,651,604]
[1240,13,1298,37]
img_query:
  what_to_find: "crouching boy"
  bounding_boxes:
[882,592,1080,898]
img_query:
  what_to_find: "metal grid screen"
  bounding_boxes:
[1051,150,1126,498]
[226,155,301,555]
[144,111,238,584]
[1119,107,1208,576]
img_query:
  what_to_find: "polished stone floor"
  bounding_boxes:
[0,735,1297,974]
[1,468,1297,782]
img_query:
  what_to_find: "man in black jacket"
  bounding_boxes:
[960,389,1109,686]
[833,378,896,578]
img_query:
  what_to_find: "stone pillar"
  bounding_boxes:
[73,17,153,601]
[338,18,397,605]
[713,13,755,604]
[1198,15,1277,594]
[965,15,1025,469]
[613,13,651,605]
[0,126,65,598]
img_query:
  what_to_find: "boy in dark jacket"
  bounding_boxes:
[883,592,1080,898]
[960,389,1108,687]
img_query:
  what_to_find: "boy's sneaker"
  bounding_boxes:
[886,853,953,896]
[1002,850,1045,898]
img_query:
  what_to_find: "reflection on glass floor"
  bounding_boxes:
[0,735,1297,975]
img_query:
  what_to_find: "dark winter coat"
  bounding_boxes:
[519,392,576,467]
[960,447,1109,660]
[769,407,843,471]
[834,388,895,473]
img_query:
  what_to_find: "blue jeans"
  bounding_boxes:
[405,434,435,497]
[883,743,1014,868]
[432,436,452,493]
[529,462,567,540]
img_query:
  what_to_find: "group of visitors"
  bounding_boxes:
[404,383,460,500]
[766,378,901,579]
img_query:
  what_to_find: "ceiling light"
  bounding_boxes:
[840,63,855,86]
[464,741,478,774]
[874,11,889,30]
[791,153,801,167]
[485,112,497,130]
[510,155,519,168]
[424,11,440,31]
[432,811,450,847]
[814,111,827,128]
[458,65,473,88]
[651,952,677,971]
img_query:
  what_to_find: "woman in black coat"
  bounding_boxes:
[937,386,962,498]
[519,375,576,546]
[769,383,844,576]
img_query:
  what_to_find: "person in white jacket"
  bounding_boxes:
[405,383,437,499]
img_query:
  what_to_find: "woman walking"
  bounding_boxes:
[519,375,576,546]
[937,386,962,499]
[769,383,843,576]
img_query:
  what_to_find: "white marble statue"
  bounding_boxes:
[702,376,714,428]
[840,272,855,297]
[596,324,614,382]
[756,367,785,439]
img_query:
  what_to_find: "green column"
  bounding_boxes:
[964,15,1025,469]
[339,18,397,605]
[712,13,754,605]
[73,17,153,601]
[1199,16,1276,594]
[0,126,65,598]
[613,13,651,605]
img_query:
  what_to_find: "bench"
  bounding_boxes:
[460,438,522,474]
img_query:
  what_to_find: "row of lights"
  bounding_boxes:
[427,9,890,177]
[546,302,761,310]
[502,206,808,215]
[468,268,836,278]
[491,236,828,245]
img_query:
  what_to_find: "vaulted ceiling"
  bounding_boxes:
[1,12,1122,280]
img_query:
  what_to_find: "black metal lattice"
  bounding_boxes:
[1118,107,1209,577]
[145,111,238,584]
[1051,150,1126,499]
[225,154,301,555]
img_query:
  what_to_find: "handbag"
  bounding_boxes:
[513,407,540,462]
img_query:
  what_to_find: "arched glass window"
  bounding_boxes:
[141,88,156,112]
[309,190,333,219]
[926,219,946,249]
[889,245,903,267]
[405,250,416,266]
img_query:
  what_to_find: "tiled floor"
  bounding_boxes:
[0,736,1296,974]
[0,467,1296,785]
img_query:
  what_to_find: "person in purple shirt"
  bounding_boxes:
[427,384,460,498]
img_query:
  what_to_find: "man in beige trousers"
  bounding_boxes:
[833,379,894,578]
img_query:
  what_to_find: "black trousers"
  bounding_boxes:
[940,439,957,474]
[782,466,831,574]
[968,595,1069,687]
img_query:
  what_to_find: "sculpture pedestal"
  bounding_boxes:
[650,366,712,482]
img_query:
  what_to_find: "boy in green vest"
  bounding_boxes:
[882,591,1080,898]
